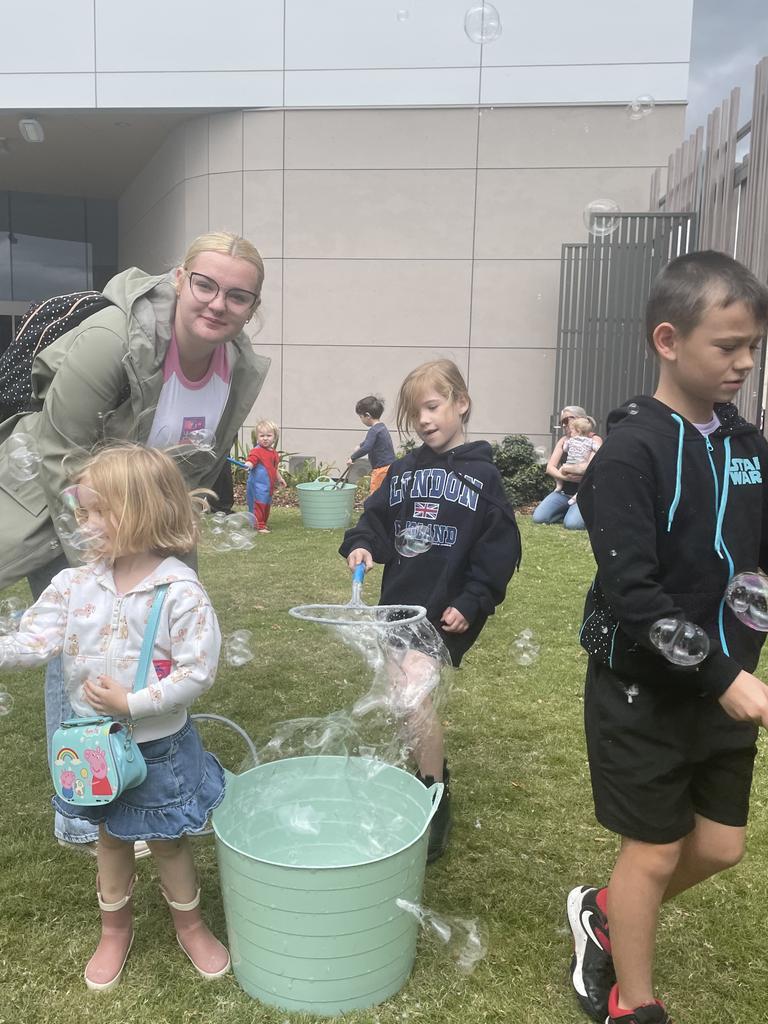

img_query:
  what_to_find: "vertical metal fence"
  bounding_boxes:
[553,213,696,436]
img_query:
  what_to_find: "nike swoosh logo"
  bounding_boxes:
[580,908,602,948]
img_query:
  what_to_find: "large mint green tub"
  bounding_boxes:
[296,476,357,529]
[212,755,442,1016]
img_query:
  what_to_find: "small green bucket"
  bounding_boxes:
[212,755,442,1016]
[296,476,357,529]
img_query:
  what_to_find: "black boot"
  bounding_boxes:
[416,760,451,863]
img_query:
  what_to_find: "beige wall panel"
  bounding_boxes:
[467,348,555,436]
[183,176,210,257]
[284,108,479,169]
[183,115,210,179]
[477,104,685,169]
[209,171,243,235]
[119,181,187,273]
[243,110,284,170]
[282,259,472,347]
[474,167,657,260]
[283,170,476,259]
[471,259,561,349]
[119,124,186,234]
[247,258,282,348]
[209,111,244,174]
[243,170,284,259]
[241,343,283,434]
[282,345,469,431]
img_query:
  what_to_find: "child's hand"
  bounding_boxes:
[347,549,373,572]
[277,475,287,488]
[441,606,469,634]
[84,675,130,717]
[719,670,768,728]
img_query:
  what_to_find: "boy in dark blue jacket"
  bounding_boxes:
[568,251,768,1024]
[340,359,521,862]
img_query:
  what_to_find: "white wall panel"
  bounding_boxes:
[285,0,479,70]
[481,63,690,107]
[96,72,283,109]
[0,74,95,108]
[484,0,693,67]
[2,1,94,73]
[285,69,480,108]
[94,0,283,71]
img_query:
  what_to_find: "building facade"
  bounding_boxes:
[0,0,693,462]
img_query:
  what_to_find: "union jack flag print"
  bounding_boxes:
[413,502,439,519]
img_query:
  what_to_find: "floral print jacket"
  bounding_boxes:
[0,557,221,742]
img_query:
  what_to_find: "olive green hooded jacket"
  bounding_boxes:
[0,267,270,589]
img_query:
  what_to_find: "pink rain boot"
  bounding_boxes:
[84,875,136,992]
[162,888,230,979]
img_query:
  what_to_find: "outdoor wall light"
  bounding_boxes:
[18,117,45,143]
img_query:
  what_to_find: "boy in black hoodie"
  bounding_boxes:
[340,359,521,861]
[568,251,768,1024]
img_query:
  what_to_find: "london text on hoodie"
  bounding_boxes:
[339,441,521,640]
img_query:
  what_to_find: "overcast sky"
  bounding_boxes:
[687,0,768,132]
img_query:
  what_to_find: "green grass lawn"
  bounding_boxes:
[1,509,766,1024]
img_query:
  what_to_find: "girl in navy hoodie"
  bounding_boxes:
[340,359,520,861]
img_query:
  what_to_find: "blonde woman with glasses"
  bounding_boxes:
[532,405,602,530]
[0,231,270,851]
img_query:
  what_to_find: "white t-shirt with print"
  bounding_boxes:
[146,330,232,448]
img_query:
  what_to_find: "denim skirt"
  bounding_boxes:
[53,718,226,842]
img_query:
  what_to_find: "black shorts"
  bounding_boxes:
[584,658,758,844]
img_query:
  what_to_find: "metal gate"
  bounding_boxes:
[553,212,697,437]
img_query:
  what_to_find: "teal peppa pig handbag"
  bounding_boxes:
[50,584,169,807]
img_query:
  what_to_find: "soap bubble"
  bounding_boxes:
[53,491,106,555]
[396,898,488,974]
[0,692,13,716]
[7,433,43,482]
[223,629,254,667]
[725,571,768,631]
[0,597,26,635]
[583,198,621,238]
[627,95,655,120]
[627,402,639,415]
[464,3,502,44]
[202,510,256,552]
[512,628,540,666]
[649,618,710,666]
[184,427,216,452]
[394,523,432,558]
[396,8,410,21]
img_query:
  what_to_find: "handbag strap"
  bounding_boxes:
[133,584,170,693]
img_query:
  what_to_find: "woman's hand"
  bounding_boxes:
[347,548,373,571]
[441,606,469,633]
[83,675,130,716]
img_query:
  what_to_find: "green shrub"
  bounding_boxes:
[490,434,551,507]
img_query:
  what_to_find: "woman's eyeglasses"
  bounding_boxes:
[560,416,575,427]
[186,271,258,313]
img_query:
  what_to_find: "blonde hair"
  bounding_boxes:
[570,416,593,436]
[252,419,280,447]
[72,445,203,560]
[395,359,471,437]
[182,231,265,309]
